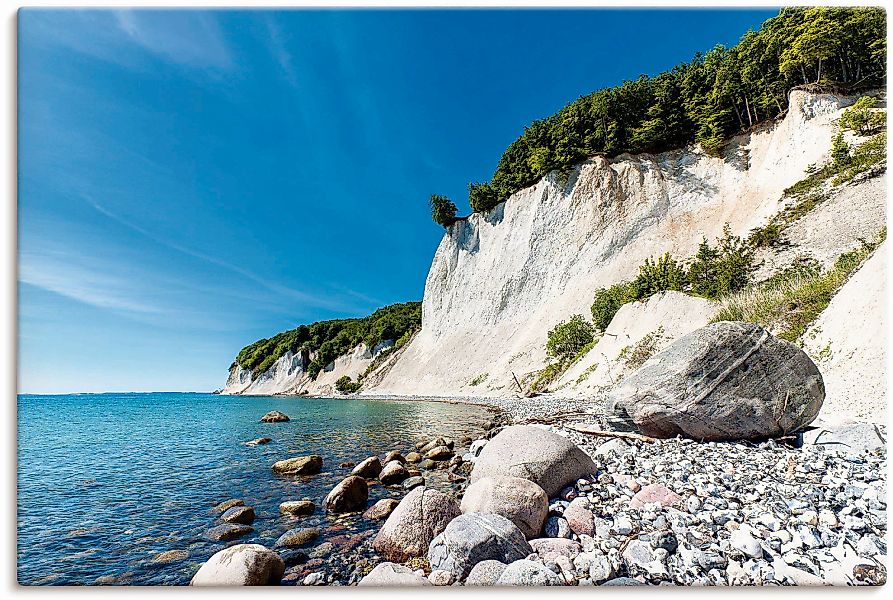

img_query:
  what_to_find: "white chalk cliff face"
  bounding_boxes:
[364,90,860,397]
[225,89,885,415]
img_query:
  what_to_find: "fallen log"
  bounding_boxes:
[564,423,658,443]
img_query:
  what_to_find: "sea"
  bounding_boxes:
[16,392,494,585]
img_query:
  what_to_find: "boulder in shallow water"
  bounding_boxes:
[424,445,454,461]
[460,476,548,539]
[245,437,272,446]
[274,527,320,548]
[405,451,422,463]
[379,460,409,485]
[469,426,596,497]
[205,523,253,541]
[190,544,284,586]
[279,499,315,516]
[383,450,405,464]
[152,549,189,564]
[220,505,256,525]
[323,476,368,513]
[363,498,399,520]
[401,476,423,491]
[373,486,460,562]
[212,498,244,513]
[358,562,432,586]
[610,322,824,441]
[260,411,290,423]
[351,456,382,479]
[271,455,323,476]
[495,559,563,586]
[427,513,532,580]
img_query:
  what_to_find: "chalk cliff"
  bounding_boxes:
[224,89,885,423]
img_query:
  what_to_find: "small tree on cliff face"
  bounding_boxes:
[430,194,457,228]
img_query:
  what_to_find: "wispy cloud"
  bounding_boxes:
[20,9,233,73]
[264,16,299,89]
[81,194,369,315]
[113,9,233,71]
[19,248,163,315]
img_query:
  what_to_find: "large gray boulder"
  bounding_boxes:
[469,426,596,497]
[190,544,284,586]
[427,513,532,580]
[495,559,563,586]
[460,476,548,539]
[357,562,432,586]
[372,486,460,562]
[610,322,824,441]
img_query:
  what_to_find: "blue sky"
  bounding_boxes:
[18,8,777,393]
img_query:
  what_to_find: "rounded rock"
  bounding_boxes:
[205,523,253,541]
[279,499,315,516]
[379,460,410,485]
[372,487,460,562]
[363,498,399,520]
[460,476,549,539]
[260,411,290,423]
[274,527,320,548]
[495,559,563,586]
[190,544,284,586]
[469,426,596,497]
[427,513,532,580]
[323,476,369,513]
[465,560,507,586]
[351,456,383,479]
[221,505,256,525]
[358,562,433,586]
[271,455,323,476]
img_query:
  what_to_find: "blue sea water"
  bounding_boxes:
[17,392,494,585]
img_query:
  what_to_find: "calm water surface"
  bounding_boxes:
[17,392,494,585]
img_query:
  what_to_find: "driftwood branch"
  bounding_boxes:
[517,411,595,425]
[564,422,657,443]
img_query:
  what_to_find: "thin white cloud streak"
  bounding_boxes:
[113,9,234,71]
[264,17,300,89]
[81,195,370,315]
[19,250,163,315]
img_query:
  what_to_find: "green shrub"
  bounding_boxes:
[335,376,361,394]
[831,131,886,185]
[839,96,886,135]
[630,253,687,298]
[831,132,850,166]
[468,182,500,213]
[690,225,753,299]
[591,282,636,330]
[430,194,458,228]
[748,220,783,248]
[546,315,596,362]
